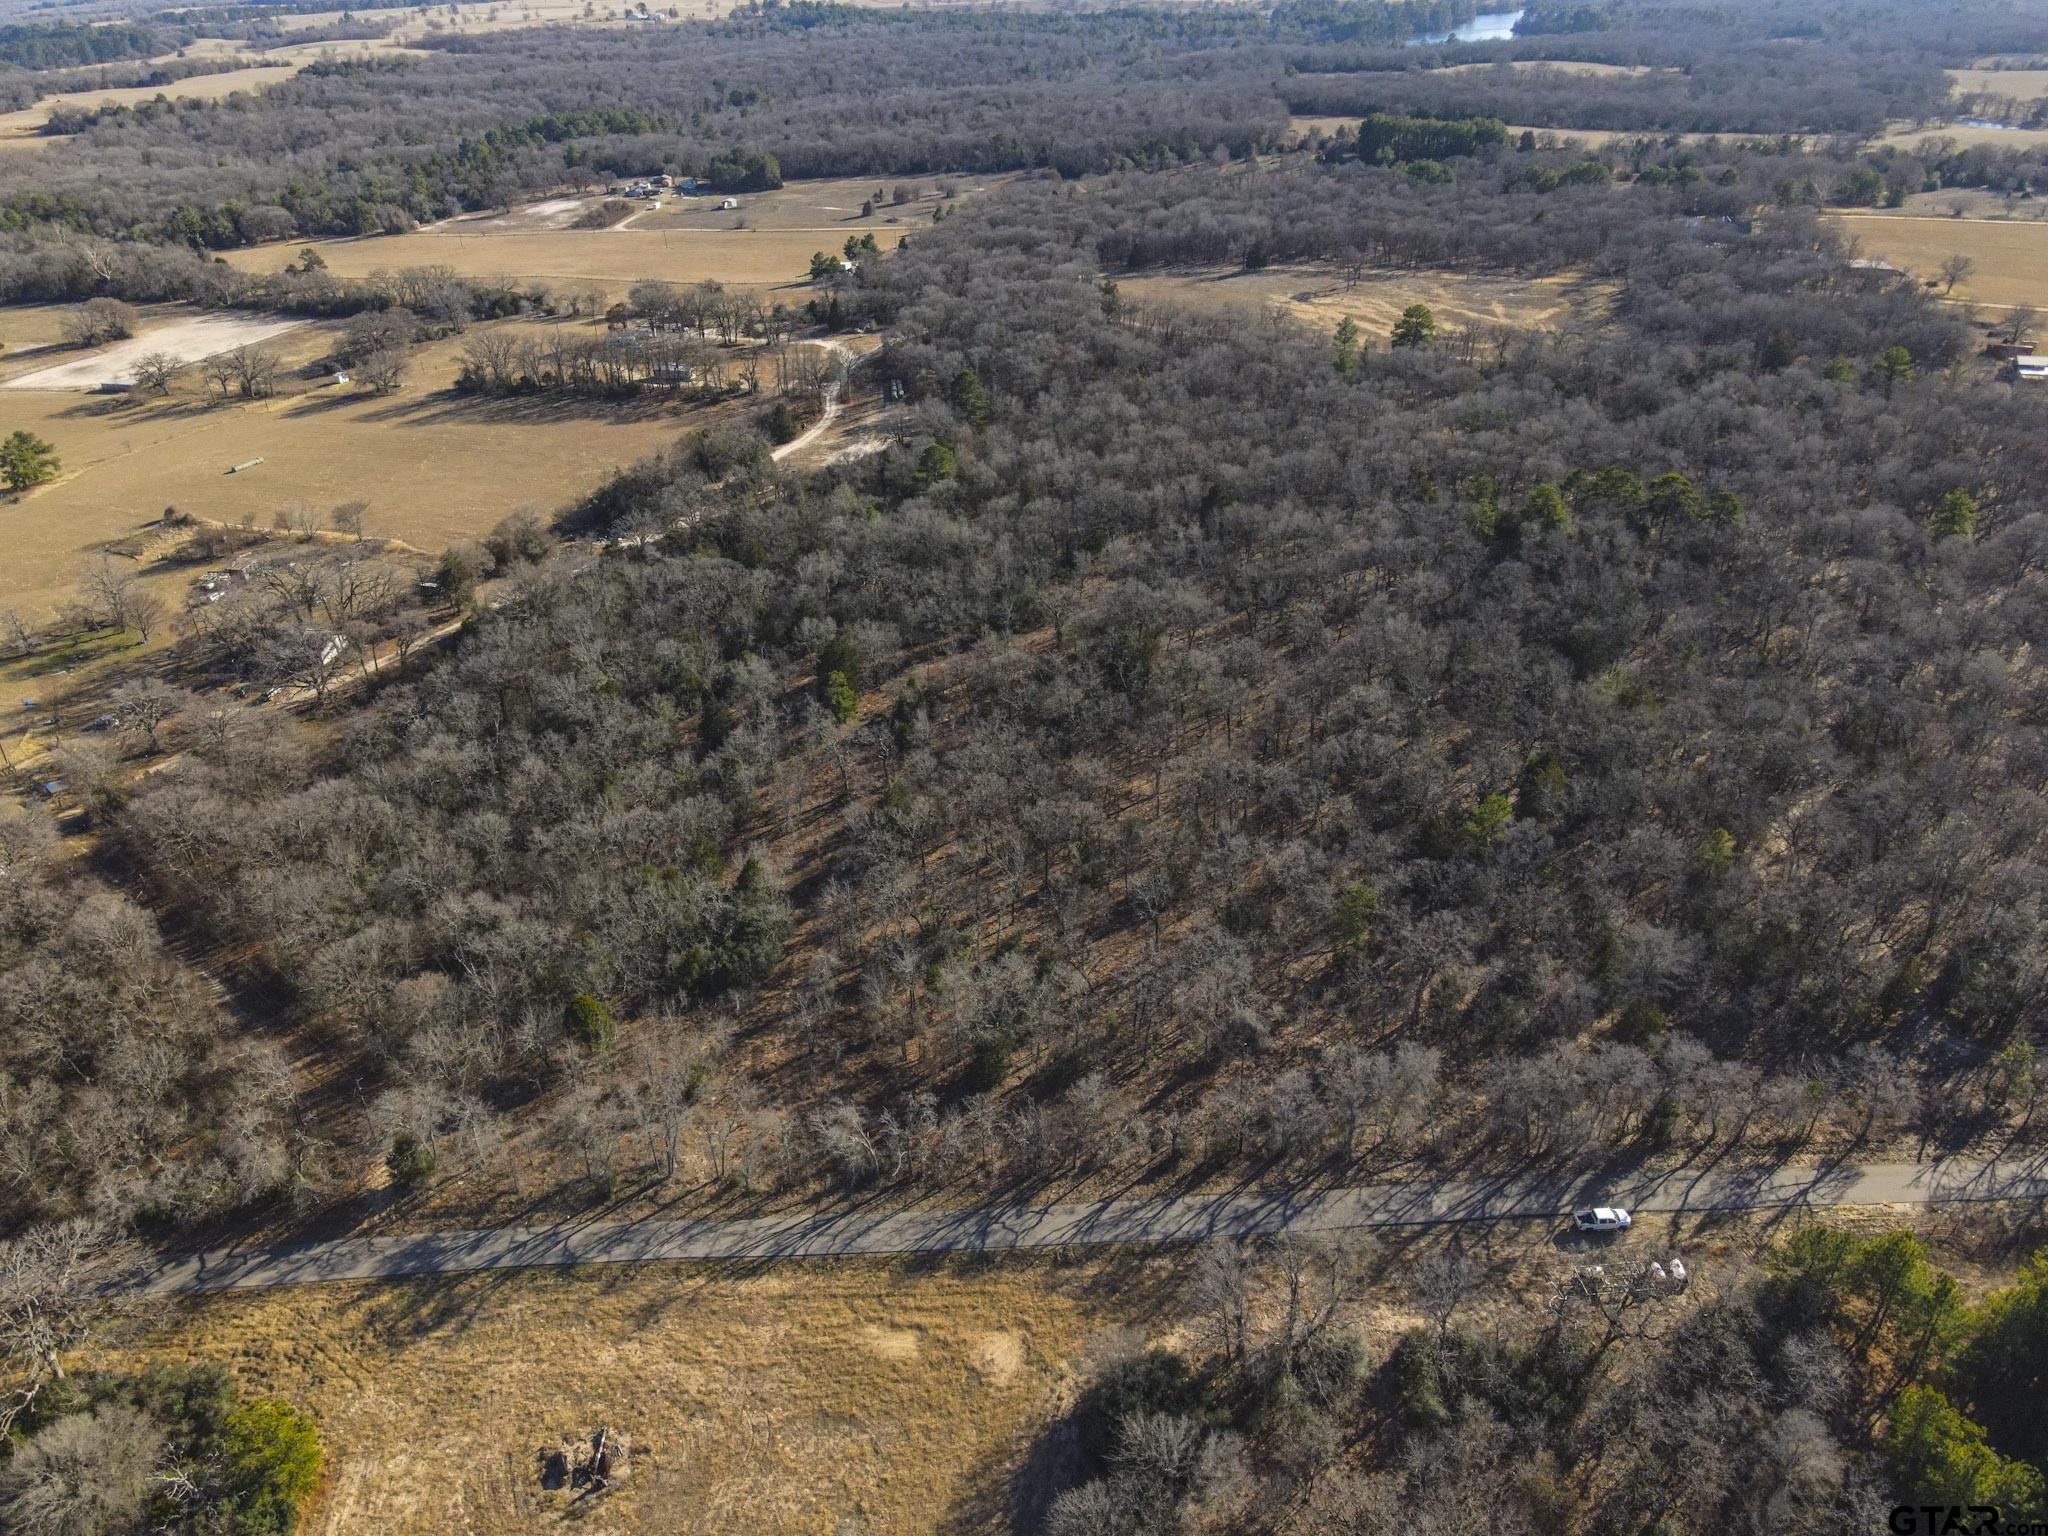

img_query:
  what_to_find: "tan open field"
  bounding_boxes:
[0,63,300,141]
[1881,120,2048,152]
[0,310,725,618]
[108,1256,1167,1536]
[1889,187,2048,222]
[222,223,905,300]
[1827,212,2048,309]
[1286,114,1753,150]
[0,302,93,357]
[1439,59,1674,77]
[628,173,1004,234]
[1115,262,1615,337]
[1949,67,2048,104]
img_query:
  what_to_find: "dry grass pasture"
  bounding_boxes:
[1114,262,1615,337]
[1888,187,2048,221]
[1948,67,2048,104]
[112,1256,1168,1536]
[0,310,729,618]
[1286,115,1750,150]
[1881,119,2048,152]
[0,301,96,357]
[0,63,301,142]
[629,173,1002,234]
[222,221,904,301]
[1438,59,1676,78]
[1828,212,2048,308]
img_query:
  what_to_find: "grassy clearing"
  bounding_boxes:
[0,301,94,357]
[0,64,301,142]
[109,1254,1173,1536]
[1438,59,1676,78]
[1113,262,1615,338]
[1889,187,2048,221]
[1827,212,2048,308]
[629,173,1005,234]
[221,224,904,302]
[1881,120,2048,152]
[1286,115,1754,149]
[1949,67,2048,104]
[0,311,732,619]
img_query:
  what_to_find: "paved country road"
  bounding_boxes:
[134,1157,2048,1295]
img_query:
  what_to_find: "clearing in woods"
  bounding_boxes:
[1948,67,2048,103]
[216,176,1003,300]
[1881,187,2048,221]
[0,310,741,619]
[1286,114,1752,149]
[1880,120,2048,152]
[0,64,302,143]
[1436,59,1677,77]
[108,1256,1168,1536]
[221,224,907,302]
[1828,212,2048,308]
[1112,262,1615,337]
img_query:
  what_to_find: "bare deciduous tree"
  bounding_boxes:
[0,1220,114,1433]
[130,350,185,395]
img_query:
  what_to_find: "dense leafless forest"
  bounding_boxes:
[4,0,2048,247]
[3,0,2048,1527]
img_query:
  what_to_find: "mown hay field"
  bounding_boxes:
[1827,212,2048,308]
[221,224,905,301]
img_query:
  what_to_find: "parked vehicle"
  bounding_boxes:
[1573,1207,1633,1232]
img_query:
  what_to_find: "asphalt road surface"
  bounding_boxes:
[135,1157,2048,1295]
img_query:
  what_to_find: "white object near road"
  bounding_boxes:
[1573,1207,1633,1231]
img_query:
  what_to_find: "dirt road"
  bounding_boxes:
[135,1156,2048,1294]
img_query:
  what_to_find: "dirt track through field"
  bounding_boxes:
[135,1156,2048,1293]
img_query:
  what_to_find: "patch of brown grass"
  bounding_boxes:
[1827,212,2048,308]
[1437,59,1676,78]
[221,224,904,302]
[1949,67,2048,104]
[1112,262,1615,338]
[0,65,300,142]
[1881,120,2048,153]
[0,309,735,620]
[106,1254,1176,1536]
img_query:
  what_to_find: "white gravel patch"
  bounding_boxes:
[4,313,307,391]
